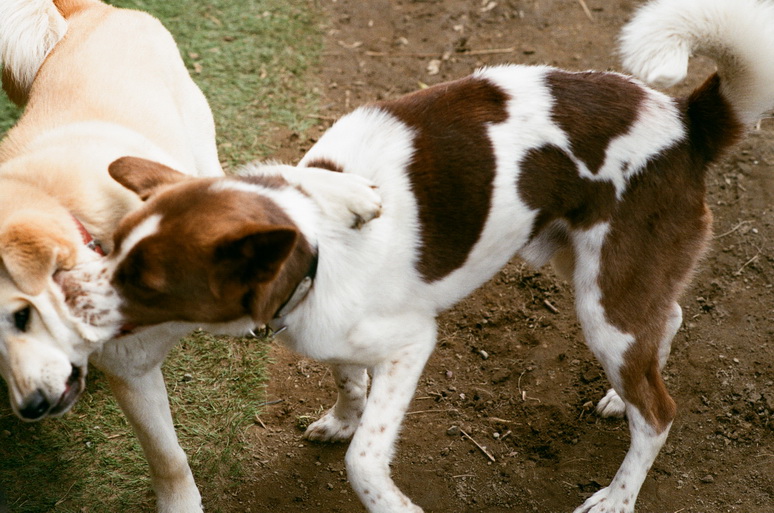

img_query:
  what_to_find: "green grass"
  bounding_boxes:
[0,0,324,511]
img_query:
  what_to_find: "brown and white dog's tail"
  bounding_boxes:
[620,0,774,159]
[0,0,97,104]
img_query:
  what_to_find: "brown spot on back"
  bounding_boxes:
[304,157,345,173]
[546,70,645,174]
[378,75,508,282]
[517,144,616,236]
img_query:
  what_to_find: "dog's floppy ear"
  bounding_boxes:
[109,156,191,200]
[0,213,77,296]
[209,225,298,299]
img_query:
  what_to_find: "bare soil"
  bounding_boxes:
[227,1,773,512]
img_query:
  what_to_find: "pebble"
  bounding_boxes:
[446,425,461,436]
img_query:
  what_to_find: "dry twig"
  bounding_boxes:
[577,0,594,21]
[459,428,496,463]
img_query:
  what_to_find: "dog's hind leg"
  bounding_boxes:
[342,314,436,513]
[596,301,682,418]
[570,223,679,513]
[305,364,368,442]
[104,367,202,513]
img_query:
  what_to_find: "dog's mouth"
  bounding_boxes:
[49,365,86,416]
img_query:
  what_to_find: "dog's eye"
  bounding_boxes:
[13,306,31,332]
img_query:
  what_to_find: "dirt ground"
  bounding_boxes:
[226,1,774,512]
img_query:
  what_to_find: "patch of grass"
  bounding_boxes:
[115,0,323,168]
[0,0,323,511]
[0,331,271,512]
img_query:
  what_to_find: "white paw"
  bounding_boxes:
[314,174,381,229]
[291,168,382,229]
[304,411,359,442]
[573,485,635,513]
[596,388,626,418]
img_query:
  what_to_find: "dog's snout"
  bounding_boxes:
[18,390,50,420]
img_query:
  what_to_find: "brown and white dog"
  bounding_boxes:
[61,0,774,512]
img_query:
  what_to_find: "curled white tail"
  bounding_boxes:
[619,0,774,126]
[0,0,67,96]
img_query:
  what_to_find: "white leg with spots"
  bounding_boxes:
[596,302,682,418]
[305,365,368,442]
[344,322,435,513]
[574,407,671,513]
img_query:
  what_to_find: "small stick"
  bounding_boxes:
[734,250,761,276]
[364,47,515,58]
[577,0,594,21]
[543,299,559,314]
[459,428,496,463]
[714,220,751,239]
[254,415,267,429]
[406,408,459,415]
[256,398,285,407]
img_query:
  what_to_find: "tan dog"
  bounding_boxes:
[0,0,222,509]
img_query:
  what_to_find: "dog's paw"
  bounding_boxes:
[310,174,381,229]
[288,167,382,229]
[304,411,358,442]
[341,178,382,230]
[573,485,635,513]
[596,388,626,418]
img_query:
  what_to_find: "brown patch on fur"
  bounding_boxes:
[0,213,78,295]
[599,144,710,431]
[1,68,28,106]
[111,176,314,326]
[546,71,645,174]
[109,157,191,201]
[54,0,97,18]
[378,76,508,282]
[305,158,345,173]
[517,144,616,236]
[681,73,745,163]
[242,174,289,190]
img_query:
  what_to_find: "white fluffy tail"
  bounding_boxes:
[0,0,68,97]
[619,0,774,126]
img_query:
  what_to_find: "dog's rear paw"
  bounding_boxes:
[596,388,626,418]
[304,411,358,442]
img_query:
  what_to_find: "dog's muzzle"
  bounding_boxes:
[17,365,85,421]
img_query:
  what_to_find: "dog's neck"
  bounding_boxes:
[249,233,317,327]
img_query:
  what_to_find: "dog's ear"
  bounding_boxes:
[109,156,191,200]
[208,225,298,299]
[0,214,77,296]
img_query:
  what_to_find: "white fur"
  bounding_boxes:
[620,0,774,125]
[0,0,67,94]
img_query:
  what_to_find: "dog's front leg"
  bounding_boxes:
[104,367,202,513]
[305,364,368,442]
[343,316,436,513]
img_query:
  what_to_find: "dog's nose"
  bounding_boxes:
[18,390,50,420]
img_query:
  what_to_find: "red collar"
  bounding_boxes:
[71,215,106,256]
